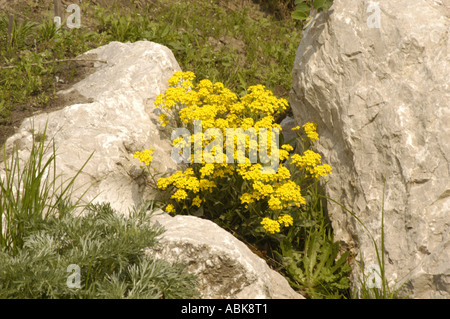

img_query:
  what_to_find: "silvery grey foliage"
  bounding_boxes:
[0,201,199,299]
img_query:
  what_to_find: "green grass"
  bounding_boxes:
[0,122,93,255]
[93,0,301,97]
[0,0,301,121]
[0,13,107,119]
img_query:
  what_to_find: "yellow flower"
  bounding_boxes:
[171,189,188,202]
[200,163,215,178]
[168,71,196,87]
[241,117,254,130]
[252,181,274,198]
[240,193,255,205]
[261,217,281,234]
[291,150,322,172]
[174,175,200,193]
[173,136,189,148]
[192,195,202,207]
[158,114,169,127]
[291,150,331,179]
[165,204,176,213]
[133,149,155,166]
[271,180,306,209]
[157,177,171,190]
[274,165,291,181]
[278,214,294,227]
[303,122,319,142]
[279,149,290,161]
[199,179,216,192]
[268,196,283,210]
[312,164,332,180]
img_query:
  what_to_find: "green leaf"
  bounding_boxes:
[331,251,350,273]
[313,0,327,9]
[291,11,309,20]
[295,3,311,12]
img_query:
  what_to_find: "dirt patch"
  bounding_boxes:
[208,35,246,54]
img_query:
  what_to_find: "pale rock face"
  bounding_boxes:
[148,212,305,299]
[1,41,181,214]
[290,0,449,298]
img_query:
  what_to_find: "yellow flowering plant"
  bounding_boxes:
[133,72,350,298]
[147,72,331,239]
[133,149,155,170]
[132,148,167,190]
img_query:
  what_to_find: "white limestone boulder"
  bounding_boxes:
[148,212,305,299]
[1,41,180,214]
[290,0,449,298]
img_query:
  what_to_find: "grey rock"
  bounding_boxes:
[148,212,305,299]
[290,0,450,298]
[280,116,298,148]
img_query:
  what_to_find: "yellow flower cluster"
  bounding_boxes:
[241,85,289,117]
[149,71,331,231]
[278,214,294,227]
[155,71,287,159]
[292,122,319,143]
[167,71,196,88]
[133,149,155,166]
[192,195,202,207]
[158,114,169,127]
[312,163,332,179]
[200,163,215,178]
[291,150,332,180]
[156,166,216,212]
[302,122,319,142]
[261,217,280,234]
[165,204,176,213]
[237,166,305,211]
[291,150,322,170]
[261,214,294,234]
